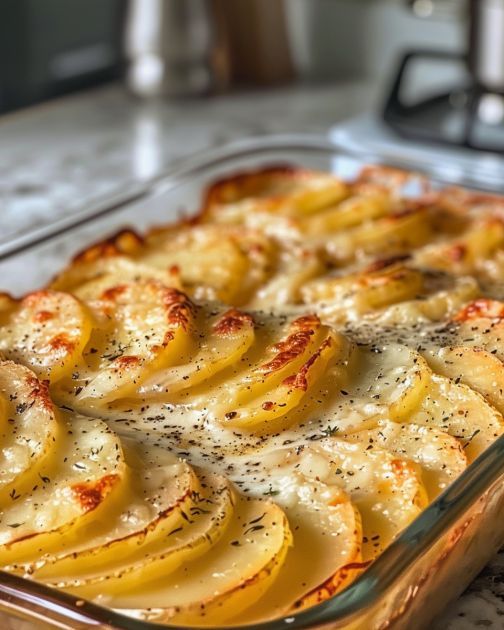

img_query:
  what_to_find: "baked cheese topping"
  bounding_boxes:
[0,165,503,626]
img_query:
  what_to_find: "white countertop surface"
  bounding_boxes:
[1,81,503,629]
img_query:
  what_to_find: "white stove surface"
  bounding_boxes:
[330,114,504,193]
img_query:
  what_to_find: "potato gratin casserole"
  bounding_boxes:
[0,165,504,626]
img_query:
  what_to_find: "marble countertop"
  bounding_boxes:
[1,82,503,629]
[0,82,374,250]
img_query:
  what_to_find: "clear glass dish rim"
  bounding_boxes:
[1,133,503,630]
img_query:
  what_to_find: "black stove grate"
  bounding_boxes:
[383,49,504,154]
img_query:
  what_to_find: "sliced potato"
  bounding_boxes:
[312,439,427,560]
[249,245,323,310]
[143,225,274,305]
[452,298,504,361]
[426,345,504,415]
[231,451,362,619]
[50,474,234,596]
[344,419,467,500]
[337,345,432,425]
[109,493,291,626]
[50,256,181,301]
[326,208,433,263]
[0,414,125,563]
[17,442,198,579]
[301,261,424,321]
[375,274,480,325]
[0,291,92,382]
[189,313,326,416]
[203,169,349,220]
[408,372,504,462]
[0,361,59,499]
[219,332,340,428]
[300,191,391,236]
[63,284,195,405]
[139,308,255,396]
[414,218,504,275]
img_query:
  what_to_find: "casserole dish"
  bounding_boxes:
[0,135,503,629]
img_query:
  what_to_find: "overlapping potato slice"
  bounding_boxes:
[427,345,504,415]
[301,256,481,325]
[452,298,504,360]
[312,439,427,560]
[421,298,504,415]
[0,361,59,498]
[344,419,467,500]
[15,441,198,579]
[205,314,344,429]
[301,258,424,321]
[248,243,323,309]
[350,346,504,462]
[190,313,325,406]
[0,413,124,564]
[338,344,432,426]
[298,190,391,236]
[139,307,255,396]
[202,168,350,222]
[405,367,504,462]
[375,274,479,324]
[325,206,433,263]
[51,255,181,302]
[414,218,504,276]
[0,291,92,382]
[230,450,361,619]
[59,283,195,405]
[258,343,432,440]
[52,473,234,597]
[103,493,291,626]
[142,225,273,305]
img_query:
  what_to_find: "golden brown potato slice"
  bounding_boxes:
[46,474,234,596]
[230,451,361,620]
[58,283,195,406]
[51,256,181,301]
[0,361,59,500]
[142,225,273,305]
[325,207,433,263]
[0,414,125,564]
[337,344,432,426]
[312,439,427,560]
[0,291,92,382]
[375,274,479,325]
[97,493,291,626]
[202,168,349,220]
[248,244,323,310]
[426,345,504,415]
[207,314,343,429]
[300,191,391,236]
[452,298,504,360]
[301,260,424,321]
[407,371,504,462]
[414,218,504,276]
[139,308,255,396]
[13,442,198,580]
[344,419,467,500]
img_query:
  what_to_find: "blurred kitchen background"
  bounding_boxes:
[0,0,467,110]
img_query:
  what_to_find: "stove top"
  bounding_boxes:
[330,113,504,193]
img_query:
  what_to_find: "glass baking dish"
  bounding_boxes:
[1,135,504,630]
